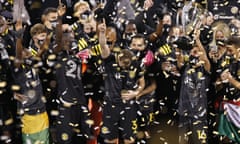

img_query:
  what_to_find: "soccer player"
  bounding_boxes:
[98,19,145,144]
[12,19,50,144]
[177,25,210,144]
[217,36,240,143]
[47,4,94,144]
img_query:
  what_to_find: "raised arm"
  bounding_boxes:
[15,20,25,68]
[148,20,164,42]
[54,3,66,53]
[97,19,110,59]
[221,69,240,90]
[194,27,211,73]
[176,47,185,70]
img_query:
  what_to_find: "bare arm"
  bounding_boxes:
[221,70,240,89]
[54,3,66,54]
[97,19,110,59]
[15,20,24,68]
[136,79,156,99]
[37,33,52,57]
[135,76,146,95]
[15,39,23,68]
[149,20,163,42]
[176,48,184,69]
[228,76,240,89]
[228,77,240,90]
[121,76,146,101]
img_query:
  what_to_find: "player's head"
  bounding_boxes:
[225,36,240,59]
[117,49,134,70]
[30,23,47,48]
[41,7,58,30]
[130,34,146,52]
[73,1,92,22]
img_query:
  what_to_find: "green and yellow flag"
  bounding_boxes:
[22,111,49,144]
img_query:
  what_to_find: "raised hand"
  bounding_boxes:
[221,69,232,83]
[14,93,28,103]
[97,18,106,33]
[57,1,66,17]
[121,90,139,101]
[15,19,23,31]
[98,18,110,58]
[143,0,154,11]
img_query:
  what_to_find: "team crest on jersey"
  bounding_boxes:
[61,133,69,141]
[129,70,136,79]
[101,126,110,134]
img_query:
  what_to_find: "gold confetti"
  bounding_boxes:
[0,81,7,87]
[11,85,20,91]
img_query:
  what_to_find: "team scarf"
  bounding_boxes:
[218,100,240,143]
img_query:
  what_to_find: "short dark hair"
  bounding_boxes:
[41,7,57,22]
[225,36,240,48]
[123,19,136,32]
[42,7,57,16]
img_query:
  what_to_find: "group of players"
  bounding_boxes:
[1,0,240,144]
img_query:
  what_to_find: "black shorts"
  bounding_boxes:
[136,93,155,113]
[101,100,137,141]
[56,103,92,144]
[179,116,208,144]
[0,104,14,131]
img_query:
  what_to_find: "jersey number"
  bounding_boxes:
[66,60,81,79]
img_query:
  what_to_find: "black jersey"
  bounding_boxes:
[1,29,16,59]
[178,65,209,119]
[0,40,11,104]
[71,22,84,40]
[11,57,46,115]
[122,60,144,91]
[103,53,145,103]
[102,54,124,103]
[222,61,240,100]
[54,51,86,105]
[28,41,58,98]
[82,55,105,101]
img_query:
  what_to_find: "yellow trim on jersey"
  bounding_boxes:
[159,44,172,56]
[71,23,78,31]
[90,44,102,56]
[78,38,88,50]
[7,0,13,5]
[31,49,38,56]
[22,111,49,134]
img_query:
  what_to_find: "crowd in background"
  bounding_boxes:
[1,0,240,144]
